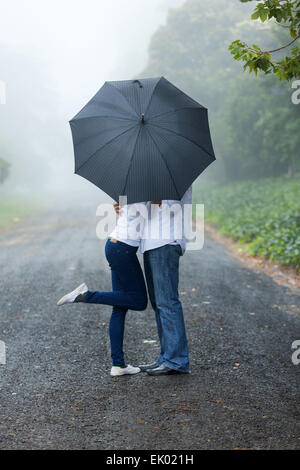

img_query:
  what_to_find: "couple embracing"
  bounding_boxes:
[57,186,192,377]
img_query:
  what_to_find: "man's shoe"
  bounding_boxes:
[110,365,141,376]
[146,364,181,376]
[139,362,160,372]
[57,283,88,306]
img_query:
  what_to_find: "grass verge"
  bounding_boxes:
[0,197,40,229]
[194,177,300,270]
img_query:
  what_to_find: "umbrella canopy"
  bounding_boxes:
[69,76,215,203]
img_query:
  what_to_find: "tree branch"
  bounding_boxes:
[265,35,300,53]
[245,35,300,54]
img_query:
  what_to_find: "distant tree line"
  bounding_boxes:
[138,0,300,182]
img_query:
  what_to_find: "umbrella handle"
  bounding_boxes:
[132,79,143,88]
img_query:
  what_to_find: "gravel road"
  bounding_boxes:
[0,204,299,450]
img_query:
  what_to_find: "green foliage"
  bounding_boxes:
[194,178,300,269]
[139,0,249,112]
[139,0,300,182]
[140,1,300,268]
[229,0,300,81]
[221,74,300,179]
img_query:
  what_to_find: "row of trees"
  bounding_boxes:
[138,0,300,182]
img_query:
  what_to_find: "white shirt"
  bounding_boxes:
[109,202,147,247]
[109,186,192,254]
[140,186,192,255]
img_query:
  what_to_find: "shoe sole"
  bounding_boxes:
[110,371,140,376]
[146,369,182,376]
[110,367,141,376]
[139,364,159,371]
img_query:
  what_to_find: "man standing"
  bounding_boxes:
[115,186,192,376]
[139,186,192,375]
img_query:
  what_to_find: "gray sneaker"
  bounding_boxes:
[139,361,160,372]
[57,283,88,306]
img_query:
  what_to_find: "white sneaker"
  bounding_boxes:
[110,365,141,376]
[57,283,88,306]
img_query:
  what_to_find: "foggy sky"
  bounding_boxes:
[0,0,184,201]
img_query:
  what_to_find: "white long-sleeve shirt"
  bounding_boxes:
[109,186,192,254]
[140,186,192,255]
[109,202,148,247]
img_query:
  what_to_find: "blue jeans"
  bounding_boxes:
[143,244,189,373]
[84,239,147,367]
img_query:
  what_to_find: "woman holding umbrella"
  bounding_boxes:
[57,201,148,377]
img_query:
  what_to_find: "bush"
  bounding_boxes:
[194,177,300,270]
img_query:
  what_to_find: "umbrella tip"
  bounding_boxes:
[141,113,145,123]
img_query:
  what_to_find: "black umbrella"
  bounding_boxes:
[69,76,215,203]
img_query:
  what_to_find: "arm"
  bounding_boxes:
[113,201,123,215]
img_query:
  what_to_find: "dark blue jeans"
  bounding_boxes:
[143,244,189,373]
[84,239,147,367]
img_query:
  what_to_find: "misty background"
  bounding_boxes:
[0,0,184,203]
[0,0,299,206]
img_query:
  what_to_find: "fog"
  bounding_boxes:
[1,0,296,211]
[0,0,184,205]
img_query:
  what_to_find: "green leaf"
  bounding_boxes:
[260,11,268,22]
[290,29,297,39]
[251,11,260,20]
